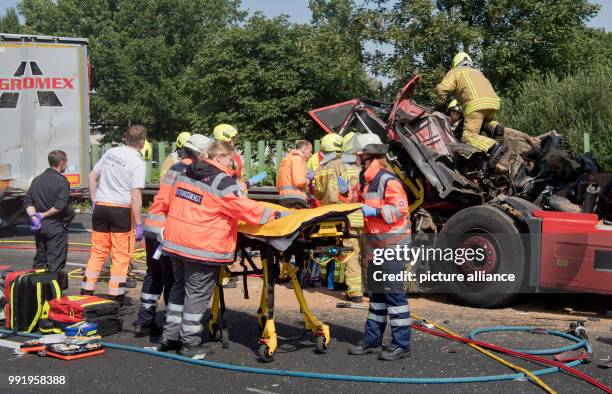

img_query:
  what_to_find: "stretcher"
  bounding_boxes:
[207,203,362,362]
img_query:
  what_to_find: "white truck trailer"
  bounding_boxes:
[0,33,90,228]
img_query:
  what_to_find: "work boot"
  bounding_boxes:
[492,123,505,139]
[487,143,507,170]
[378,346,411,361]
[178,343,215,359]
[125,276,137,289]
[132,321,151,338]
[348,340,383,355]
[158,338,180,352]
[345,295,363,304]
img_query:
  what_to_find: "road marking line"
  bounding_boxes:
[0,339,21,350]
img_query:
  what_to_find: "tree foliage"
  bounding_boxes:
[0,7,22,33]
[364,0,601,102]
[187,13,373,141]
[500,64,612,171]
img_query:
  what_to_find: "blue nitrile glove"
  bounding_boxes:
[337,175,349,194]
[30,213,43,231]
[135,224,144,242]
[249,171,267,186]
[361,204,379,217]
[275,211,293,219]
[307,170,314,182]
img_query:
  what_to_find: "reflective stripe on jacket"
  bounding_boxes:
[162,159,276,264]
[361,159,410,235]
[277,149,308,204]
[436,66,500,116]
[143,158,192,238]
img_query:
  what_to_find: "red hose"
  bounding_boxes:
[410,323,612,393]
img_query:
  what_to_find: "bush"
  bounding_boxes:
[499,64,612,171]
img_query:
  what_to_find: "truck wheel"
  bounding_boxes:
[436,205,524,307]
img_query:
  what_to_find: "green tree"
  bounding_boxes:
[365,0,601,101]
[500,64,612,171]
[0,7,22,33]
[18,0,244,141]
[187,14,373,142]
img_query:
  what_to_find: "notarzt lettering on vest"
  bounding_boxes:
[176,187,203,204]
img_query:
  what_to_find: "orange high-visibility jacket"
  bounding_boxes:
[162,160,277,264]
[359,159,410,235]
[142,158,193,239]
[232,151,243,178]
[277,149,308,204]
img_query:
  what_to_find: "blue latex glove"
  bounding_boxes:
[361,204,379,217]
[275,211,292,219]
[337,175,349,194]
[30,213,43,231]
[135,224,144,242]
[307,170,314,182]
[249,171,267,186]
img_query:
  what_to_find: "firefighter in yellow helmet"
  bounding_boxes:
[160,131,191,178]
[436,52,506,167]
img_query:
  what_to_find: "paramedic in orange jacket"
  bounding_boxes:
[133,134,212,337]
[277,140,313,208]
[158,141,286,358]
[82,125,147,305]
[341,133,412,362]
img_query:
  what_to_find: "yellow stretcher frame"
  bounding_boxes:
[208,209,358,362]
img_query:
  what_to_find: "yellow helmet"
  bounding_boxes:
[452,52,472,68]
[321,133,343,152]
[448,99,462,113]
[213,124,238,142]
[140,140,152,161]
[176,131,191,148]
[342,131,356,153]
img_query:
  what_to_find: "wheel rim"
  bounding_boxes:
[459,233,499,280]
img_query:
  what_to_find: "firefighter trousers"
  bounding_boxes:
[82,204,133,300]
[363,292,411,349]
[462,109,498,152]
[162,254,219,346]
[344,236,362,298]
[135,236,175,327]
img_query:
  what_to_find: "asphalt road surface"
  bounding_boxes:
[0,215,610,393]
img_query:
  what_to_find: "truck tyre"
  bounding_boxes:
[436,205,524,307]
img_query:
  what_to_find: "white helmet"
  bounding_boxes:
[352,133,388,155]
[183,134,212,154]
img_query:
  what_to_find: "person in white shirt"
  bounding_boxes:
[81,125,147,305]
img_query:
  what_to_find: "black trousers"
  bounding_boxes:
[33,221,68,272]
[136,236,175,326]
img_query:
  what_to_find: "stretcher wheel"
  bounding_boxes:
[315,335,328,354]
[258,344,274,362]
[210,321,222,341]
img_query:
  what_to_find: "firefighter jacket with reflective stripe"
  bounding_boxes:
[143,158,193,239]
[360,159,410,235]
[277,149,308,204]
[162,160,277,264]
[436,66,500,116]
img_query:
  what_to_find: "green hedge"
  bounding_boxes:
[499,64,612,171]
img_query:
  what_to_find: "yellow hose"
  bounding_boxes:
[411,313,556,394]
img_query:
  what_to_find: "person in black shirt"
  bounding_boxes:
[24,150,71,272]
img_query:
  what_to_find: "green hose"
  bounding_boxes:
[468,326,587,355]
[0,327,591,385]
